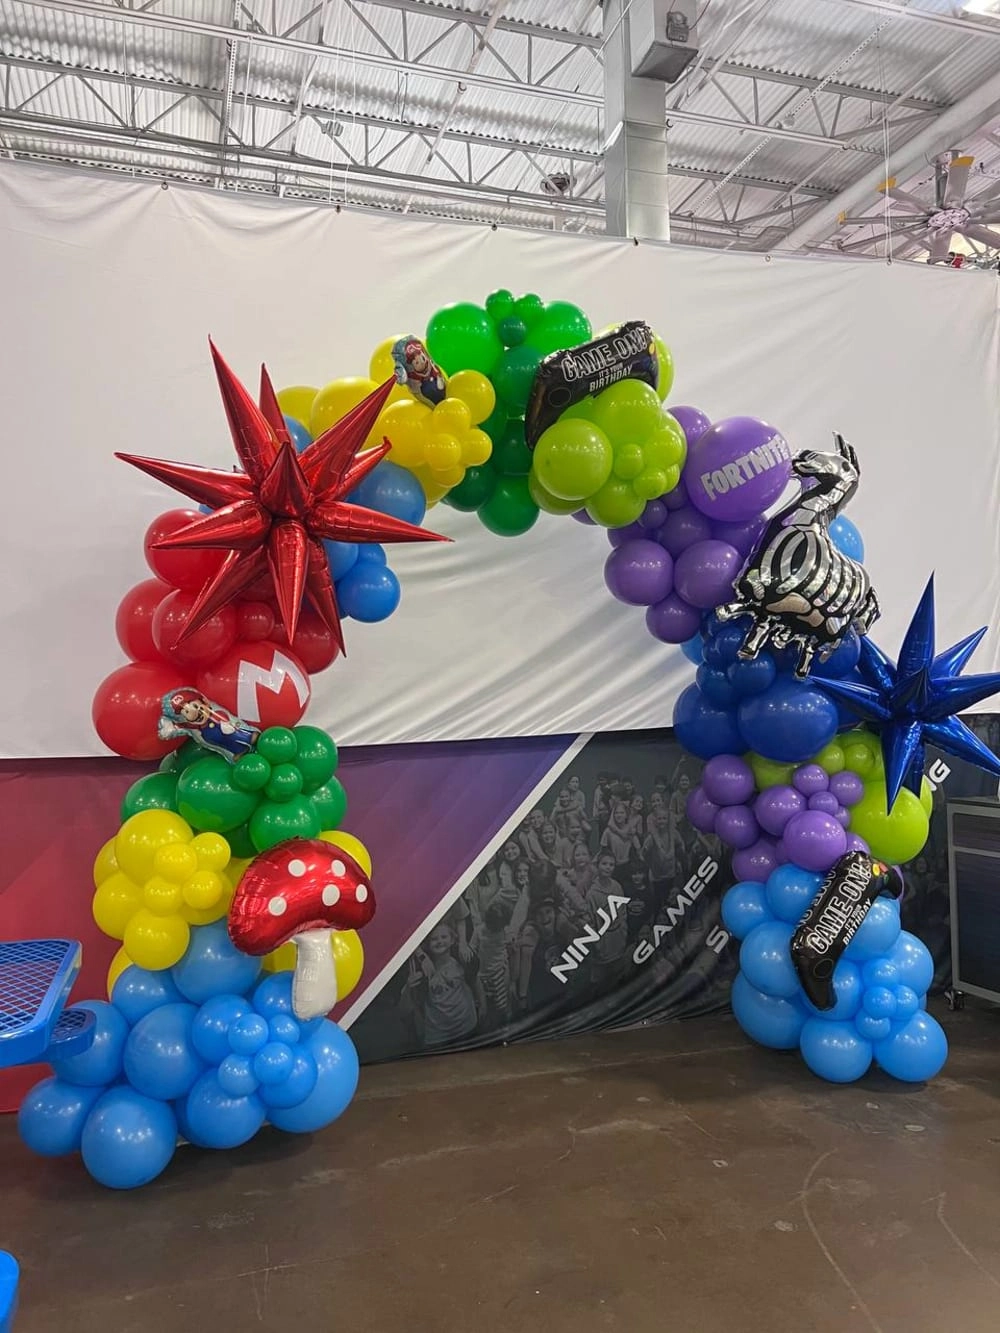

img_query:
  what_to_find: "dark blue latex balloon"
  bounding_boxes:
[336,560,400,622]
[799,1019,873,1083]
[702,623,746,669]
[731,973,805,1050]
[680,634,704,665]
[810,630,861,680]
[721,881,772,940]
[111,966,184,1026]
[802,959,862,1021]
[284,415,312,453]
[737,677,839,763]
[18,1078,105,1157]
[873,1012,947,1081]
[323,539,360,581]
[726,654,776,698]
[267,1021,359,1133]
[171,920,261,1005]
[50,1001,128,1087]
[191,995,253,1064]
[349,460,427,526]
[764,863,823,924]
[829,515,864,561]
[739,920,799,998]
[80,1088,178,1189]
[697,664,738,708]
[183,1071,266,1149]
[672,684,743,760]
[124,1002,204,1101]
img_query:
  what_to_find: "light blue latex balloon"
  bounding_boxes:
[18,1078,105,1157]
[731,973,805,1050]
[80,1088,177,1189]
[739,920,799,998]
[50,1001,128,1087]
[183,1070,266,1149]
[800,1018,873,1083]
[123,1002,204,1101]
[268,1021,359,1133]
[802,959,862,1022]
[721,881,772,940]
[874,1012,947,1082]
[830,515,864,561]
[764,863,823,925]
[844,898,901,960]
[171,920,261,1005]
[111,966,184,1026]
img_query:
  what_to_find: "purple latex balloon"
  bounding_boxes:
[829,771,864,808]
[673,540,742,610]
[669,405,711,447]
[638,500,669,531]
[711,517,765,558]
[572,509,596,525]
[686,786,720,834]
[686,416,792,522]
[845,833,870,855]
[608,521,645,549]
[793,764,829,797]
[783,811,848,873]
[774,839,789,866]
[808,791,841,816]
[663,478,689,512]
[715,804,760,850]
[646,593,702,643]
[732,837,779,883]
[660,506,713,557]
[605,540,674,607]
[754,785,805,837]
[702,754,756,807]
[834,806,851,827]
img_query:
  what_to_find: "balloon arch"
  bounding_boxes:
[18,291,1000,1189]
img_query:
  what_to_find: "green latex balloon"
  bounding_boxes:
[426,302,502,375]
[525,301,592,357]
[748,753,795,790]
[176,756,259,833]
[256,727,298,763]
[226,822,257,859]
[485,288,515,322]
[849,782,929,865]
[294,726,339,792]
[491,419,533,476]
[478,475,540,537]
[528,469,580,515]
[498,315,527,348]
[814,741,846,775]
[654,334,675,401]
[265,762,304,802]
[311,777,348,831]
[633,468,672,501]
[590,380,664,447]
[645,416,687,472]
[249,796,321,853]
[533,418,613,502]
[612,442,645,481]
[841,728,884,780]
[231,753,272,792]
[444,463,497,512]
[158,740,203,774]
[585,478,645,528]
[121,771,179,822]
[481,404,508,443]
[513,293,544,329]
[491,345,542,415]
[919,777,933,816]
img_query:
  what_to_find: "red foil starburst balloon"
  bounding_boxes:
[117,342,449,654]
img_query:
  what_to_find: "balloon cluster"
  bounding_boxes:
[18,932,359,1189]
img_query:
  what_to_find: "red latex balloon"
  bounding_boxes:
[144,509,225,592]
[277,606,341,674]
[115,578,171,663]
[92,661,188,760]
[236,600,277,643]
[152,589,238,670]
[197,640,311,729]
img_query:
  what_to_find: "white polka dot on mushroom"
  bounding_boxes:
[288,859,306,878]
[330,859,346,878]
[356,885,369,902]
[268,896,287,916]
[322,884,341,906]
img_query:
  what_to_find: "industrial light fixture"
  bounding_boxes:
[964,1,1000,16]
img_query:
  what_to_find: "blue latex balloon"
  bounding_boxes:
[737,677,839,764]
[258,1049,318,1110]
[894,985,920,1019]
[810,630,861,680]
[764,864,823,924]
[252,972,322,1040]
[680,634,704,665]
[884,931,935,996]
[349,460,427,526]
[731,973,805,1050]
[855,1012,891,1042]
[323,539,360,582]
[183,1071,265,1149]
[829,515,864,562]
[229,1013,270,1056]
[696,664,738,708]
[18,1078,105,1157]
[267,1021,359,1133]
[50,1001,128,1087]
[862,985,897,1020]
[739,920,799,998]
[217,1054,258,1097]
[873,1012,948,1082]
[112,966,184,1026]
[253,1042,295,1087]
[844,898,902,961]
[123,1002,204,1101]
[721,881,772,940]
[702,624,746,669]
[800,1019,873,1083]
[80,1088,178,1189]
[726,654,776,698]
[191,995,253,1064]
[171,920,261,1005]
[803,959,862,1022]
[672,684,743,760]
[284,414,312,452]
[336,561,400,622]
[356,544,388,566]
[862,958,898,988]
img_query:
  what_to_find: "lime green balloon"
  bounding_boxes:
[310,777,348,831]
[612,442,645,482]
[485,288,515,321]
[513,293,544,329]
[491,346,543,414]
[249,796,322,853]
[533,419,613,501]
[919,777,933,815]
[841,729,884,780]
[427,302,502,375]
[644,416,687,472]
[748,753,795,789]
[585,478,645,528]
[633,468,671,501]
[590,380,664,447]
[850,782,929,865]
[491,418,532,476]
[814,741,846,775]
[654,335,674,401]
[478,474,540,537]
[121,771,179,822]
[294,726,339,792]
[158,740,203,774]
[231,753,271,792]
[525,301,592,357]
[176,756,260,833]
[528,469,580,515]
[444,463,497,512]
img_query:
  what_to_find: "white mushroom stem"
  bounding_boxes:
[291,929,338,1021]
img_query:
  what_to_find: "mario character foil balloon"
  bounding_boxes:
[158,688,259,761]
[391,336,447,405]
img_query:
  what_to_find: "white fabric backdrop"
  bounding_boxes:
[3,161,999,759]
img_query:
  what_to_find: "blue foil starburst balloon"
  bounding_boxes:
[817,575,1000,808]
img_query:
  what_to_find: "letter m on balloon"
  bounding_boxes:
[236,649,310,723]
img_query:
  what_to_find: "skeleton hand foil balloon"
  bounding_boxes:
[715,434,880,678]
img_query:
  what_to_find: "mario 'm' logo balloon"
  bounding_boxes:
[197,641,311,729]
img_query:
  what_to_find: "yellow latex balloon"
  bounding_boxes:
[431,398,472,436]
[124,908,190,971]
[93,872,143,937]
[850,781,929,865]
[310,377,378,437]
[380,398,432,467]
[191,832,232,873]
[434,464,466,489]
[319,829,373,876]
[447,370,495,426]
[93,837,119,889]
[277,385,319,426]
[263,930,365,1001]
[654,335,674,401]
[106,946,132,999]
[114,810,191,884]
[460,428,493,467]
[153,843,199,884]
[424,433,463,470]
[369,335,406,383]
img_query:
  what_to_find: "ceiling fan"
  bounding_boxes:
[837,151,1000,263]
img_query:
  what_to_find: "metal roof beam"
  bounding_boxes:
[820,0,1000,42]
[667,162,835,199]
[705,60,947,113]
[666,102,881,152]
[351,0,602,48]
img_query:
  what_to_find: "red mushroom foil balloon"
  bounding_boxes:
[228,838,375,1020]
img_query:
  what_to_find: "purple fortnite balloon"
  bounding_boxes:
[710,517,766,558]
[646,593,702,643]
[673,540,743,610]
[686,785,720,834]
[686,416,792,522]
[754,785,805,837]
[715,805,760,850]
[783,811,848,873]
[702,754,756,806]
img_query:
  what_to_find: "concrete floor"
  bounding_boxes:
[3,1005,1000,1333]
